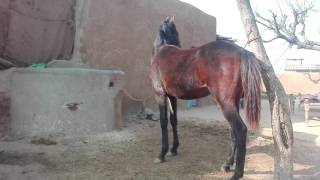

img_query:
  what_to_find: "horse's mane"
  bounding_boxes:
[153,21,181,50]
[216,35,237,43]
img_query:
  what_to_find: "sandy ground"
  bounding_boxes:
[0,101,319,180]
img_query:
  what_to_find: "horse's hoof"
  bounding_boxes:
[167,151,177,157]
[153,158,164,164]
[228,174,242,180]
[221,164,231,172]
[228,175,240,180]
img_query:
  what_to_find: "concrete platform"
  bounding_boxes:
[10,68,125,138]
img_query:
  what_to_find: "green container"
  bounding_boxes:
[29,63,48,68]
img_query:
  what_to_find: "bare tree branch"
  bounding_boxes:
[305,72,320,84]
[256,0,320,51]
[256,19,274,30]
[263,36,280,43]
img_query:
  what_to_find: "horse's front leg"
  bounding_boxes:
[154,95,169,163]
[168,96,179,156]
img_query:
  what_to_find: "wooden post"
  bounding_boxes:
[304,99,310,124]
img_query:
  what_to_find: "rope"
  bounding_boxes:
[105,64,152,104]
[121,89,151,102]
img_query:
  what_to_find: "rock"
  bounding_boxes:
[30,138,57,146]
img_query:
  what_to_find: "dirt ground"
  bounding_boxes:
[0,113,319,180]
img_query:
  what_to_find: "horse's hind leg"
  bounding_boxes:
[154,95,169,163]
[233,113,247,180]
[168,96,179,156]
[222,103,241,172]
[221,129,236,172]
[221,105,247,180]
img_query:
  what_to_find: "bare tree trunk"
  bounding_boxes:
[235,0,294,179]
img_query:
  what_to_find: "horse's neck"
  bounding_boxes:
[154,32,181,48]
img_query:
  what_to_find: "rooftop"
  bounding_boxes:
[285,58,320,72]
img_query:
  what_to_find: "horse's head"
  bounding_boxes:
[154,16,181,49]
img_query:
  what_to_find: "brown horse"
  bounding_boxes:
[150,16,261,180]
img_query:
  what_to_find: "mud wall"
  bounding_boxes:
[279,72,320,95]
[0,0,217,118]
[0,0,75,67]
[79,0,217,112]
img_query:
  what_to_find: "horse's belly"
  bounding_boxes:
[179,88,210,99]
[167,87,210,100]
[164,72,209,99]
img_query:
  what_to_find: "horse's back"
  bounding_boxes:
[200,40,243,57]
[150,40,244,100]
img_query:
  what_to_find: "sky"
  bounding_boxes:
[179,0,320,73]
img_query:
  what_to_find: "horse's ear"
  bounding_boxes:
[170,16,175,23]
[165,16,170,22]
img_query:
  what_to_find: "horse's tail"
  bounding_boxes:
[240,50,261,129]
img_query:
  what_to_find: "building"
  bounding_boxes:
[279,56,320,95]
